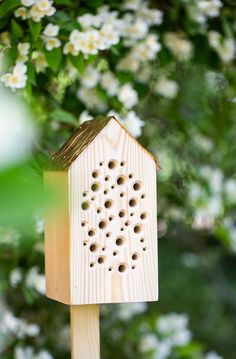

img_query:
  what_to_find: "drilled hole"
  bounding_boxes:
[129,198,137,207]
[104,189,109,195]
[90,262,95,268]
[98,256,105,264]
[109,216,114,221]
[92,170,100,178]
[99,220,107,229]
[91,196,96,201]
[125,221,130,226]
[108,160,118,169]
[120,161,125,166]
[105,199,113,208]
[132,253,139,261]
[106,232,111,238]
[105,176,110,181]
[133,181,142,191]
[134,224,143,234]
[102,247,106,251]
[121,227,124,231]
[129,174,134,179]
[91,182,100,192]
[117,175,126,185]
[111,185,115,189]
[108,267,113,271]
[99,161,103,166]
[113,251,118,256]
[119,210,126,218]
[82,201,90,210]
[141,194,146,199]
[130,212,134,217]
[97,207,102,214]
[90,243,98,252]
[143,247,147,251]
[116,236,125,246]
[120,192,124,198]
[88,229,96,237]
[81,221,86,227]
[83,192,88,197]
[140,212,148,220]
[83,241,88,246]
[118,263,127,273]
[140,238,144,243]
[132,265,135,269]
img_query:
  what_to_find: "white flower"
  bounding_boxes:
[63,42,78,56]
[21,0,34,6]
[79,110,93,124]
[117,302,146,320]
[208,31,221,48]
[140,333,158,352]
[154,340,172,359]
[25,266,46,295]
[14,7,28,19]
[205,351,223,359]
[80,66,101,88]
[122,111,144,137]
[118,83,138,109]
[43,24,59,37]
[100,71,119,96]
[36,0,52,12]
[137,4,163,25]
[35,349,54,359]
[154,77,179,99]
[15,346,34,359]
[33,51,48,73]
[124,19,148,41]
[17,42,30,55]
[0,88,35,168]
[28,0,55,22]
[157,313,192,346]
[135,65,152,83]
[99,24,120,48]
[224,179,236,204]
[1,63,27,89]
[10,268,23,287]
[164,32,193,61]
[77,87,107,112]
[124,0,142,10]
[192,210,215,230]
[217,38,235,63]
[197,0,222,17]
[117,55,140,73]
[77,13,101,29]
[44,37,61,51]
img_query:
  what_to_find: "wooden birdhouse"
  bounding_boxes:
[44,116,160,358]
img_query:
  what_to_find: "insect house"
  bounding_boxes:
[44,116,160,359]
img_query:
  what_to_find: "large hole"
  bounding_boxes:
[92,170,100,178]
[134,224,143,234]
[108,160,118,169]
[133,181,142,191]
[81,201,90,210]
[116,236,125,246]
[88,229,96,237]
[118,263,127,273]
[129,198,137,207]
[104,199,113,208]
[119,210,126,218]
[98,256,105,264]
[117,176,126,185]
[90,243,98,252]
[99,220,107,229]
[91,182,100,192]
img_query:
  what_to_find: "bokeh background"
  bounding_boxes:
[0,0,236,358]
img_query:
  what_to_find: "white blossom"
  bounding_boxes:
[100,71,119,96]
[117,302,146,320]
[9,268,23,287]
[77,87,107,111]
[205,351,223,359]
[43,24,59,37]
[208,31,235,63]
[157,313,192,346]
[224,179,236,204]
[140,333,159,352]
[17,42,30,55]
[1,63,27,89]
[164,32,193,61]
[14,7,28,19]
[122,111,144,137]
[80,66,101,88]
[197,0,222,18]
[79,110,93,124]
[33,51,48,73]
[21,0,34,6]
[25,266,46,295]
[44,37,61,51]
[118,83,138,109]
[154,77,179,99]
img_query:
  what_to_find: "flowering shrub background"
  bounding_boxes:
[0,0,236,358]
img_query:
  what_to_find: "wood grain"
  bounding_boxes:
[70,305,100,359]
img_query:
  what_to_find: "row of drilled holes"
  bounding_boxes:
[82,196,147,211]
[90,178,142,192]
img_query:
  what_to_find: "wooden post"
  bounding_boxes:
[70,305,100,359]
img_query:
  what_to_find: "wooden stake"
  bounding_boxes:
[70,305,100,359]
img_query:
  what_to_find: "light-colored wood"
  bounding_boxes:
[44,117,158,305]
[44,171,71,304]
[70,305,100,359]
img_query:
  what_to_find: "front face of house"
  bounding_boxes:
[69,119,158,305]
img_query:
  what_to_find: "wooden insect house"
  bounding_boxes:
[44,116,160,359]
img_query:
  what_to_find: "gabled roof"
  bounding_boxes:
[46,116,160,171]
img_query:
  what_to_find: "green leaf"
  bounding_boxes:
[11,19,23,39]
[28,20,42,42]
[54,0,73,6]
[69,53,85,74]
[0,0,20,18]
[44,48,62,73]
[50,108,77,125]
[27,62,36,85]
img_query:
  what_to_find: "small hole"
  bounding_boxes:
[117,176,126,185]
[109,267,113,271]
[140,238,144,243]
[97,208,102,214]
[98,256,105,264]
[91,182,100,192]
[105,176,110,181]
[90,243,98,252]
[91,196,96,201]
[120,161,125,166]
[90,263,95,268]
[109,216,114,221]
[102,247,106,251]
[99,220,107,229]
[108,160,118,169]
[88,229,96,236]
[121,227,124,231]
[92,170,99,178]
[118,263,127,273]
[129,198,137,207]
[120,192,125,198]
[105,199,113,208]
[83,241,87,246]
[141,194,146,199]
[143,247,147,251]
[130,213,134,217]
[104,190,109,195]
[106,232,111,238]
[134,224,143,234]
[132,265,135,269]
[113,251,118,256]
[133,181,142,191]
[81,221,86,227]
[99,161,103,166]
[111,185,115,189]
[83,192,87,197]
[119,210,126,218]
[132,253,139,261]
[125,221,130,226]
[82,201,90,210]
[140,212,148,220]
[129,174,133,179]
[116,236,125,246]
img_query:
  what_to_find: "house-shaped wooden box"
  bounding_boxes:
[44,116,159,305]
